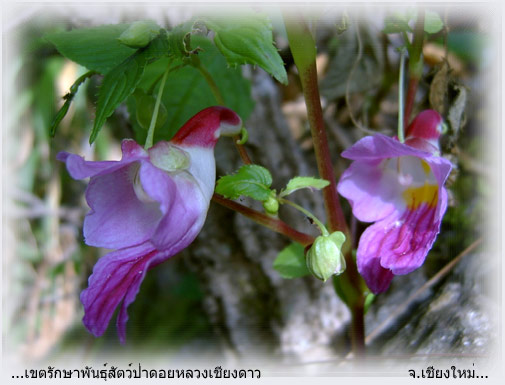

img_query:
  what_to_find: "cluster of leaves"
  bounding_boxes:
[46,12,288,145]
[216,164,330,279]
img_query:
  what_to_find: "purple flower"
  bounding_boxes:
[337,110,452,294]
[58,106,242,342]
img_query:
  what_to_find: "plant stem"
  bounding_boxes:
[351,296,366,356]
[279,198,329,236]
[194,58,252,164]
[404,11,425,128]
[284,14,366,357]
[397,49,406,143]
[212,193,315,246]
[144,66,170,150]
[283,18,348,236]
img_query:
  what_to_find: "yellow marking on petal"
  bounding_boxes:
[402,184,438,209]
[420,160,431,175]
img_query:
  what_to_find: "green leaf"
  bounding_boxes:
[50,70,96,137]
[364,293,376,314]
[90,53,147,143]
[127,35,254,144]
[216,165,272,201]
[141,29,172,61]
[383,13,413,34]
[280,176,329,197]
[205,12,287,84]
[424,11,443,34]
[273,242,310,279]
[45,24,137,74]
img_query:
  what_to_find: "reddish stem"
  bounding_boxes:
[284,16,366,356]
[301,64,349,236]
[351,297,366,356]
[233,137,252,165]
[212,193,315,246]
[404,77,420,128]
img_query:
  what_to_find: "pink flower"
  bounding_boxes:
[58,106,242,342]
[337,110,452,294]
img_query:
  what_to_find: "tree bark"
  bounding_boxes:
[182,69,351,360]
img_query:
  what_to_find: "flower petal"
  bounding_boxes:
[83,161,163,249]
[338,160,404,222]
[357,187,447,293]
[341,134,433,162]
[378,203,440,275]
[57,140,147,180]
[139,161,208,251]
[80,242,168,343]
[356,236,395,294]
[338,134,452,224]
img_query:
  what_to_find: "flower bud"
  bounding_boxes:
[263,194,279,215]
[306,231,346,282]
[118,20,161,48]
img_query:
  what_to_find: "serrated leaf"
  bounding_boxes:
[273,242,310,279]
[90,53,147,143]
[45,24,137,74]
[50,70,96,137]
[216,165,272,201]
[424,11,443,34]
[280,176,330,197]
[205,12,287,84]
[141,29,171,61]
[127,35,254,144]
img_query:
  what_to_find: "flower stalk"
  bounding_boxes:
[145,66,170,149]
[279,197,329,236]
[398,49,406,143]
[212,193,315,246]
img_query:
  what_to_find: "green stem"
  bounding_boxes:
[279,198,329,236]
[195,59,226,105]
[397,49,406,143]
[144,66,170,150]
[212,193,315,246]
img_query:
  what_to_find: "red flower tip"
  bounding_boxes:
[171,106,242,148]
[406,110,443,141]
